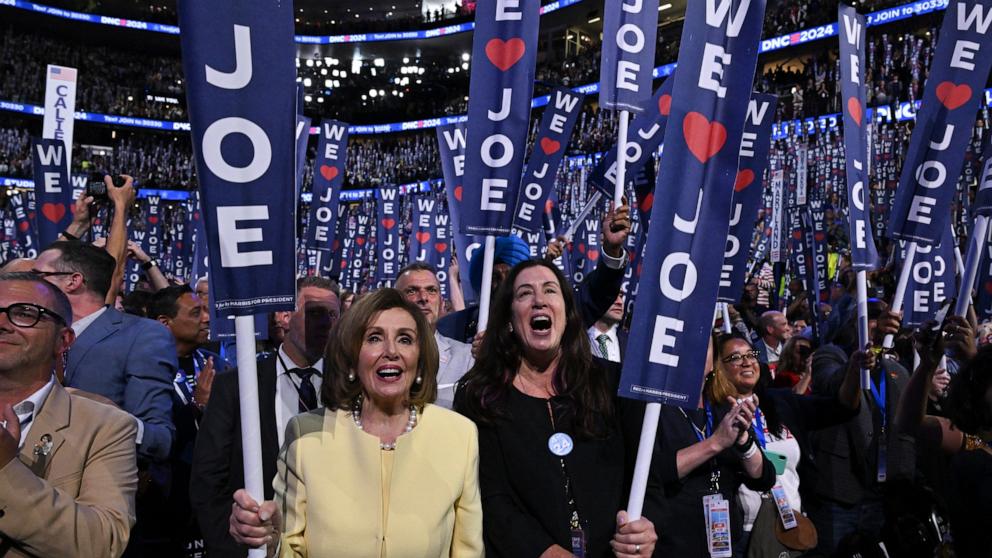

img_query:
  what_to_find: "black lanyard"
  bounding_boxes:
[681,405,721,493]
[547,401,583,532]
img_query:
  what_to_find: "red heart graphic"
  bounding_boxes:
[320,165,338,181]
[658,94,672,116]
[985,280,992,295]
[540,137,560,155]
[41,203,66,223]
[435,242,448,254]
[792,230,802,240]
[193,212,200,220]
[640,192,654,212]
[332,240,340,251]
[814,232,825,242]
[588,250,599,261]
[416,231,431,244]
[682,112,727,163]
[454,185,463,202]
[93,218,102,226]
[147,215,159,225]
[485,38,526,71]
[340,260,347,269]
[764,227,772,236]
[28,212,35,221]
[545,199,554,214]
[734,169,755,192]
[847,97,862,126]
[382,218,396,230]
[578,243,586,255]
[18,221,29,232]
[936,81,971,110]
[356,237,366,246]
[175,241,183,250]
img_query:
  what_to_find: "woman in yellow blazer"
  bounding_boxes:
[230,288,483,557]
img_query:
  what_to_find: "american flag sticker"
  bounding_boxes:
[49,66,77,81]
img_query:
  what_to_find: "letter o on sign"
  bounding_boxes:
[659,252,697,302]
[202,117,272,183]
[616,23,644,53]
[480,134,514,168]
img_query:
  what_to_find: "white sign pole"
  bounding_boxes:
[614,110,631,206]
[955,215,990,317]
[234,315,267,558]
[476,235,497,332]
[884,242,917,349]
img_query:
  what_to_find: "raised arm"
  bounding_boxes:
[104,175,136,304]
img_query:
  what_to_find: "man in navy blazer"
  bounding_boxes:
[33,241,177,462]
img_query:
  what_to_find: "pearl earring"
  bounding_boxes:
[347,371,356,382]
[415,375,423,385]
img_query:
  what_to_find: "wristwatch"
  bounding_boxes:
[141,260,157,271]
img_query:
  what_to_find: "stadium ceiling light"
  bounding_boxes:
[304,95,312,101]
[303,78,312,86]
[462,53,470,61]
[306,59,314,67]
[403,57,410,64]
[588,16,600,23]
[369,89,377,97]
[659,3,671,10]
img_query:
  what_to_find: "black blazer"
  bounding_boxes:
[810,345,915,505]
[189,355,280,558]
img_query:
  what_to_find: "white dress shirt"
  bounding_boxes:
[587,324,621,362]
[274,345,323,448]
[10,375,56,448]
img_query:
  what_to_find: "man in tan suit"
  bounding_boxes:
[0,271,138,557]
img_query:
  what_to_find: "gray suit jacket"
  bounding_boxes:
[434,331,474,409]
[65,307,178,462]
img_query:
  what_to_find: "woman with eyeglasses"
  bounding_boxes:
[706,334,863,557]
[631,336,774,557]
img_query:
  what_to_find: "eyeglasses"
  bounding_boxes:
[722,350,760,365]
[0,303,66,328]
[30,269,74,279]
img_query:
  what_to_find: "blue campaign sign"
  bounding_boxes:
[513,87,585,233]
[461,0,540,236]
[30,137,72,248]
[437,122,482,304]
[976,223,992,320]
[838,5,880,269]
[599,0,660,112]
[178,0,297,315]
[306,119,348,275]
[620,0,767,407]
[888,0,992,245]
[295,114,311,199]
[375,185,401,286]
[902,223,957,326]
[975,137,992,216]
[7,192,37,259]
[588,77,674,197]
[718,93,778,304]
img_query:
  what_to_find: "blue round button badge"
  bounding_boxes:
[548,432,574,457]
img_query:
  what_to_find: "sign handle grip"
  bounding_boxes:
[625,401,661,520]
[234,315,267,558]
[955,215,989,318]
[884,242,916,349]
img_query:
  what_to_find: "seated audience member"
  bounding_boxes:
[588,293,625,362]
[230,289,483,557]
[0,272,138,557]
[190,276,339,557]
[33,241,178,462]
[395,263,473,408]
[437,202,631,344]
[754,310,793,368]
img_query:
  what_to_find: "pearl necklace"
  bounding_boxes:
[351,395,418,451]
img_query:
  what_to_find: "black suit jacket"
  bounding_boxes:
[810,345,915,505]
[189,355,280,558]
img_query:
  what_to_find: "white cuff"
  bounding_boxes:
[601,248,628,270]
[133,416,144,445]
